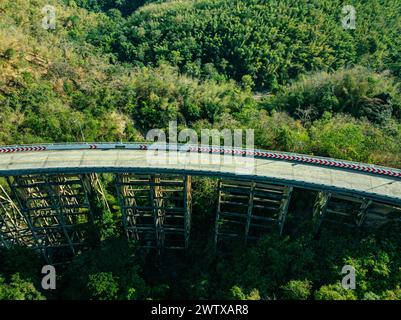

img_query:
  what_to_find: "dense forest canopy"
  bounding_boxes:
[86,0,401,91]
[70,0,153,16]
[0,0,401,300]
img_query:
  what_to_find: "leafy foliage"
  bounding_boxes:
[270,67,401,124]
[69,0,154,16]
[0,247,44,300]
[59,239,150,300]
[0,274,45,300]
[90,0,401,91]
[281,280,312,300]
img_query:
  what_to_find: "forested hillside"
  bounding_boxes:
[97,0,401,90]
[0,0,401,300]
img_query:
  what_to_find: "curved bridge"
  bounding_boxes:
[0,143,400,262]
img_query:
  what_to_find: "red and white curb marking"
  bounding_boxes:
[0,146,46,153]
[1,144,400,179]
[145,145,401,178]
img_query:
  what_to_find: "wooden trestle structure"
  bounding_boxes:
[115,174,191,252]
[0,185,33,248]
[313,192,401,231]
[214,180,293,244]
[4,174,94,262]
[0,174,400,262]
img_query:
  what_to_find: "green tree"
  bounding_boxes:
[281,280,312,300]
[0,274,45,300]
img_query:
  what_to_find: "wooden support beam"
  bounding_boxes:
[313,191,331,232]
[46,177,76,256]
[214,180,223,247]
[115,174,131,240]
[357,199,373,227]
[82,173,112,244]
[82,173,111,216]
[278,187,293,235]
[244,182,256,243]
[183,176,192,249]
[151,175,165,254]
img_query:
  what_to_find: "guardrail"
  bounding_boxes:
[1,142,400,179]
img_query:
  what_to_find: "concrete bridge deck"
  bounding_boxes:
[0,145,400,205]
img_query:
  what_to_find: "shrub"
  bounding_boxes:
[315,283,357,300]
[270,67,401,123]
[281,280,312,300]
[0,274,45,300]
[87,272,119,300]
